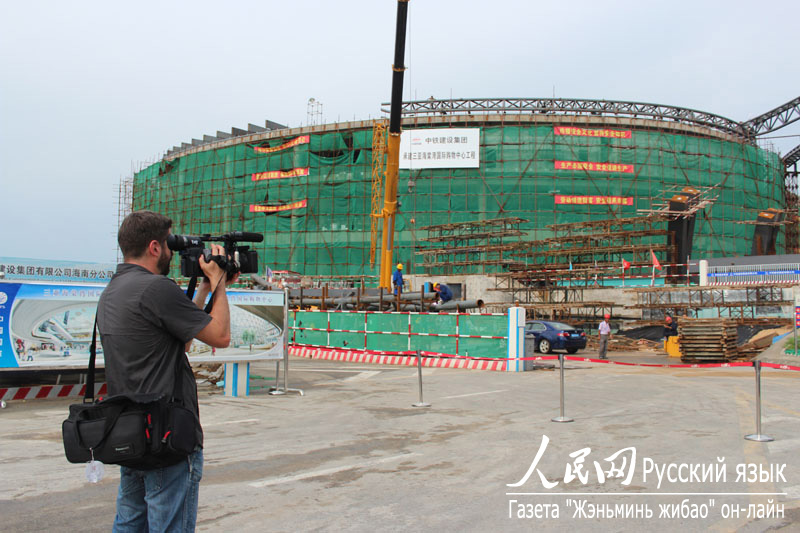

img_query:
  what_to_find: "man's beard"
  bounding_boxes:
[157,248,172,276]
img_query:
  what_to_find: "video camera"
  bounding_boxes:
[167,231,263,279]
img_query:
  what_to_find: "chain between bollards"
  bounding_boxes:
[745,360,772,442]
[551,353,573,423]
[412,350,431,408]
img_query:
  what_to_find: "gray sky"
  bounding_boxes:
[1,0,798,263]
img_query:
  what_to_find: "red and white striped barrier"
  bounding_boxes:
[289,345,507,372]
[290,345,800,373]
[0,383,107,402]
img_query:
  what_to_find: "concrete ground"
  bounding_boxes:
[2,352,800,532]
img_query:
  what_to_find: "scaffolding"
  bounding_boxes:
[131,100,785,279]
[626,285,792,324]
[416,217,528,274]
[116,174,133,262]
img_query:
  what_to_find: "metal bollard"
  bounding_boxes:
[269,360,285,395]
[551,354,573,423]
[745,361,773,442]
[412,351,431,408]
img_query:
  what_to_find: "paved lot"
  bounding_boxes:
[2,353,800,531]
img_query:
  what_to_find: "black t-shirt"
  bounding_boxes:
[97,263,212,446]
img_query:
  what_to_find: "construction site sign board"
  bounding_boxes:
[555,160,635,173]
[0,257,115,283]
[0,281,286,369]
[554,126,632,138]
[555,195,634,206]
[252,135,310,154]
[400,128,480,169]
[249,199,308,213]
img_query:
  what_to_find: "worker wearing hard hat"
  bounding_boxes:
[598,313,611,360]
[433,282,453,304]
[392,263,404,296]
[663,315,678,339]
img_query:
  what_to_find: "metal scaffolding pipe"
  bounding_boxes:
[430,299,485,311]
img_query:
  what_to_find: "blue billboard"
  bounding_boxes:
[0,281,285,369]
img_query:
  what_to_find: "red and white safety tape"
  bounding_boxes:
[291,327,503,340]
[289,345,507,372]
[0,383,107,402]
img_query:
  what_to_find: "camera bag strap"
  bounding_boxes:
[85,316,186,404]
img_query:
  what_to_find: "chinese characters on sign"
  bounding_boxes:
[555,195,634,206]
[253,135,310,154]
[249,199,308,213]
[400,128,480,169]
[507,435,636,490]
[251,167,310,181]
[555,160,634,173]
[554,126,631,139]
[0,258,116,283]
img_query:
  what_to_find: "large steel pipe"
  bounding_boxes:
[430,299,485,311]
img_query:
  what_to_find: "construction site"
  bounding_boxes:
[7,3,800,532]
[119,88,800,363]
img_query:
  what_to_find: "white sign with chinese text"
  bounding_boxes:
[400,128,480,169]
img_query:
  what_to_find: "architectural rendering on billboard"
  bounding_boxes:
[0,281,286,369]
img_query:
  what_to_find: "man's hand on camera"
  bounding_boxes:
[199,244,226,292]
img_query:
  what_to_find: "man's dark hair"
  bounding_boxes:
[118,210,172,259]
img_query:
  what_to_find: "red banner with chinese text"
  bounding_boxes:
[252,167,310,181]
[253,135,310,154]
[555,160,634,173]
[555,195,633,206]
[554,126,631,139]
[249,200,308,213]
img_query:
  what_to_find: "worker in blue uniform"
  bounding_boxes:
[392,263,404,296]
[434,282,453,304]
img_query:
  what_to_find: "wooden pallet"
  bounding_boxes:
[678,319,739,362]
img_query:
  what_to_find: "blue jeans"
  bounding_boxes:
[113,449,203,533]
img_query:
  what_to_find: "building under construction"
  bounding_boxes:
[126,96,799,279]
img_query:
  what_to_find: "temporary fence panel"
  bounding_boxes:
[409,313,457,354]
[290,310,508,358]
[366,313,412,352]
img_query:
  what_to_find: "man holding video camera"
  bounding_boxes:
[97,210,233,532]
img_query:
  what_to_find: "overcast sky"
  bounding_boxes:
[1,0,798,264]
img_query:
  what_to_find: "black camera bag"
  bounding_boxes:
[62,318,199,469]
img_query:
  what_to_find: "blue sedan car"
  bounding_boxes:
[525,320,587,354]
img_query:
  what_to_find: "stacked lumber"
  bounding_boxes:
[585,335,661,352]
[678,319,739,363]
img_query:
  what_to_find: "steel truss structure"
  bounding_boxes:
[385,95,800,140]
[742,96,800,137]
[782,144,800,168]
[383,97,749,138]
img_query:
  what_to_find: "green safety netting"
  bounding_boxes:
[133,125,783,277]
